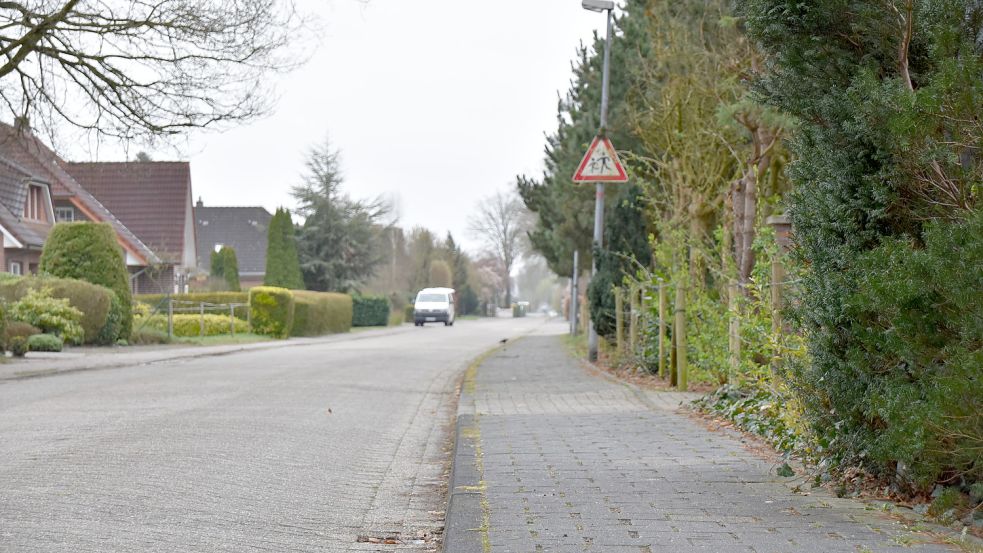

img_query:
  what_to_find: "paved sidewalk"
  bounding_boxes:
[0,325,414,381]
[446,330,955,553]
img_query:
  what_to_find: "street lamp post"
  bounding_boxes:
[583,0,615,362]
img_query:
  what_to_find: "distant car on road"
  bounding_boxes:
[413,287,456,327]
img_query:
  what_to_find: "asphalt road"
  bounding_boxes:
[0,316,545,552]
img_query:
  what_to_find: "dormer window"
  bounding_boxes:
[55,207,75,222]
[23,184,46,222]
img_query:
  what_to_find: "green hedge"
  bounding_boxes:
[404,303,415,323]
[28,334,63,352]
[292,291,352,337]
[249,286,294,339]
[0,275,119,344]
[136,292,249,318]
[351,295,390,327]
[39,222,133,339]
[141,314,249,337]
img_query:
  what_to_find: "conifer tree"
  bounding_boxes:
[219,247,241,292]
[264,208,305,289]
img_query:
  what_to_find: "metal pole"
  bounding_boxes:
[599,8,613,131]
[588,8,614,362]
[571,250,579,335]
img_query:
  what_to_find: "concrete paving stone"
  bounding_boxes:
[450,326,957,553]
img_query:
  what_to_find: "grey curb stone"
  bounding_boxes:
[444,413,485,553]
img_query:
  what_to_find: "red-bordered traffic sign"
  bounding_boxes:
[572,135,628,183]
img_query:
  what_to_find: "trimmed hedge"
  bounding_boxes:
[28,334,63,352]
[39,222,133,339]
[141,314,249,337]
[0,275,119,344]
[249,286,294,339]
[352,295,390,327]
[292,291,352,337]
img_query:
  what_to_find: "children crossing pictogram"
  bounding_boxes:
[572,135,628,183]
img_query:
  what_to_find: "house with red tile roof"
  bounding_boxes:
[0,124,196,294]
[66,162,197,294]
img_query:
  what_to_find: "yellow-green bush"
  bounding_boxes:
[0,275,118,344]
[292,291,352,337]
[140,314,250,337]
[9,288,85,345]
[249,286,294,339]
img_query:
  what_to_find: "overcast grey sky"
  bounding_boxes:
[116,1,606,253]
[188,0,607,252]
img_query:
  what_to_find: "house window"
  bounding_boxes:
[23,184,46,221]
[55,207,75,222]
[9,261,22,275]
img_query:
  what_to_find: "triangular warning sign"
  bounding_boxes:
[572,135,628,183]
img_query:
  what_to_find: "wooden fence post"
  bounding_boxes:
[771,260,784,335]
[658,283,667,379]
[614,286,624,358]
[167,297,174,339]
[728,283,740,381]
[675,282,688,391]
[629,284,640,356]
[580,296,589,340]
[229,305,236,336]
[199,302,205,337]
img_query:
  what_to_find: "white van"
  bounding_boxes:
[413,287,456,326]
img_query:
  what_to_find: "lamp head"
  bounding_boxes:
[582,0,614,12]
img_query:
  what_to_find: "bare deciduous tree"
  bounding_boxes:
[469,190,526,308]
[0,0,303,141]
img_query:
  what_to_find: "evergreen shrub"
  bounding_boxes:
[739,0,983,491]
[9,336,28,357]
[28,334,63,352]
[351,295,389,327]
[39,223,133,339]
[786,211,983,489]
[219,247,241,291]
[264,208,305,289]
[249,286,294,338]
